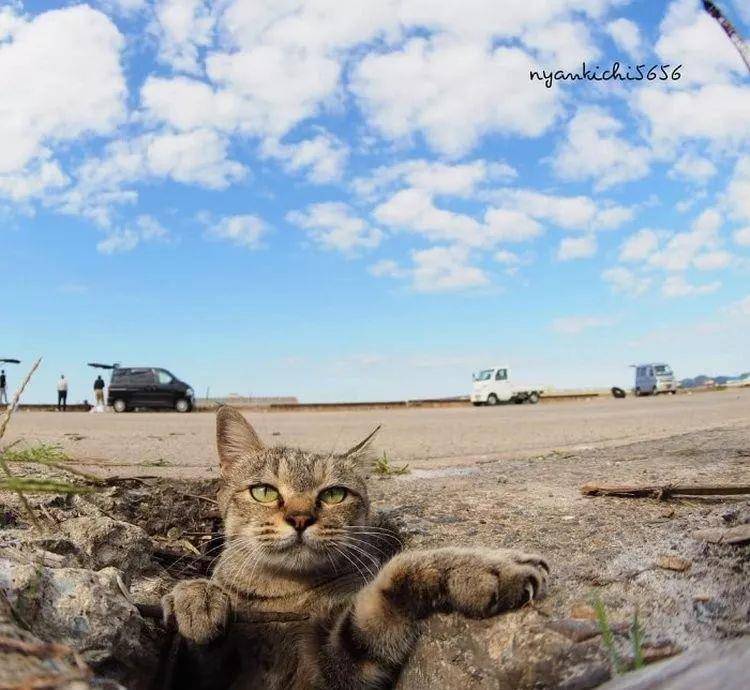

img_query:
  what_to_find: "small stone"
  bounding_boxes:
[570,603,597,620]
[657,555,691,572]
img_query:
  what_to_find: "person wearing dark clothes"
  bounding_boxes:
[94,375,105,407]
[57,375,68,411]
[0,370,7,405]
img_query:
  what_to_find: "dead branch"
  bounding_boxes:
[580,482,750,499]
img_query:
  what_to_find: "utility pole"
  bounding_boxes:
[703,1,750,74]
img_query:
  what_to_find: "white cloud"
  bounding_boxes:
[619,229,659,262]
[606,18,642,58]
[0,160,67,202]
[369,259,403,278]
[522,20,600,70]
[261,133,348,183]
[59,130,246,225]
[487,188,633,232]
[0,5,126,175]
[152,0,214,74]
[287,202,382,254]
[0,5,24,40]
[557,234,596,261]
[494,249,521,265]
[662,275,721,298]
[370,245,488,293]
[692,250,733,271]
[733,227,750,246]
[648,208,723,272]
[146,129,246,188]
[635,84,750,152]
[484,208,543,243]
[669,152,718,184]
[552,107,650,189]
[352,38,561,157]
[726,156,750,222]
[551,315,616,335]
[725,294,750,317]
[206,214,267,249]
[353,159,500,200]
[410,245,488,293]
[97,214,170,254]
[602,266,651,296]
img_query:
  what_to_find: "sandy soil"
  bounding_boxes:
[1,390,748,688]
[5,388,750,478]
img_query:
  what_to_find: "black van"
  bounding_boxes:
[105,367,194,413]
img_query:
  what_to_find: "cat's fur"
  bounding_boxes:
[162,407,549,690]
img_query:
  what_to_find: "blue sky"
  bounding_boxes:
[2,0,749,403]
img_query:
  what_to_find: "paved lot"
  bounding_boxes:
[5,388,750,478]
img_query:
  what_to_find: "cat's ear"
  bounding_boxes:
[216,406,264,475]
[344,425,381,461]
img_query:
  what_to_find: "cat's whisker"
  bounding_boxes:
[327,542,370,585]
[332,534,390,563]
[332,538,381,579]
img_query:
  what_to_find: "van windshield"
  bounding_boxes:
[654,365,673,376]
[474,369,494,381]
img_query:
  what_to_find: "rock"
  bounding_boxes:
[399,609,612,689]
[656,555,691,572]
[0,557,158,682]
[61,517,152,574]
[597,638,748,690]
[692,525,750,545]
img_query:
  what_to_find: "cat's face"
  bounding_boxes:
[215,407,376,575]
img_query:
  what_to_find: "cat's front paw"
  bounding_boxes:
[162,579,230,644]
[443,550,549,618]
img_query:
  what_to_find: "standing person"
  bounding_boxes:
[57,375,68,411]
[0,370,7,405]
[93,374,105,410]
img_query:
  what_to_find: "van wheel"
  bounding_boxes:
[670,390,677,395]
[175,398,191,413]
[113,399,128,413]
[486,394,499,406]
[528,391,540,404]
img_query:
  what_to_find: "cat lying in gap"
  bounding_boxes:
[162,406,549,690]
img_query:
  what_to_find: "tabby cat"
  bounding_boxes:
[162,406,549,690]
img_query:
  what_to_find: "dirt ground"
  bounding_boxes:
[1,390,749,688]
[5,388,750,478]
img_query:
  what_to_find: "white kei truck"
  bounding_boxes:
[471,366,547,406]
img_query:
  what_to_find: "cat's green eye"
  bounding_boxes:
[319,486,347,505]
[250,484,280,503]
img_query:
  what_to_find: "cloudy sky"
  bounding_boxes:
[3,0,750,402]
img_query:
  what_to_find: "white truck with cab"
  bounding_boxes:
[471,366,546,406]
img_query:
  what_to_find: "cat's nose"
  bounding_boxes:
[285,512,316,532]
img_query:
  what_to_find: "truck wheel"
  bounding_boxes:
[634,388,641,397]
[113,399,128,413]
[175,398,191,413]
[486,394,499,406]
[528,391,540,404]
